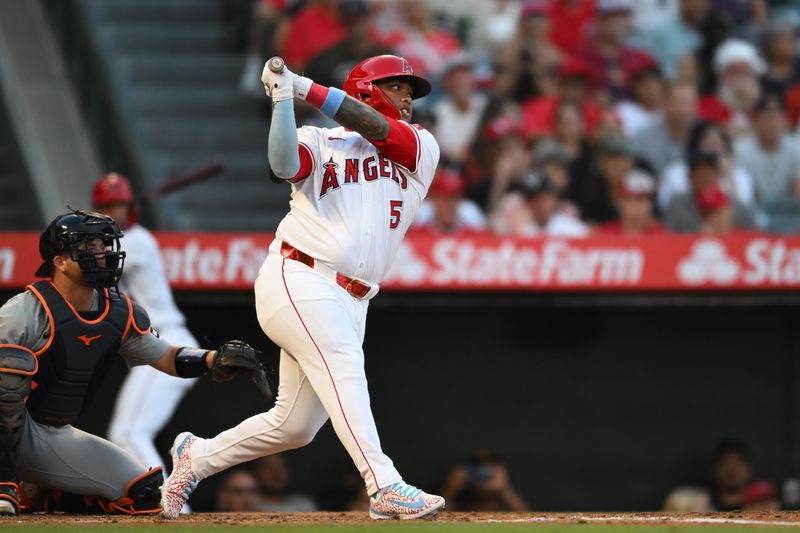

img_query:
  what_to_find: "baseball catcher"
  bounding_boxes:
[0,210,270,515]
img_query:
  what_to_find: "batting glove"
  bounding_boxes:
[261,61,294,102]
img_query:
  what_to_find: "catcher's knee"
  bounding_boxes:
[0,346,36,433]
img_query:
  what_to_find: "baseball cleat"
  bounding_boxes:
[369,481,445,520]
[160,432,200,519]
[0,483,20,516]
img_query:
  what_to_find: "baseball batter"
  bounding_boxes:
[90,174,199,478]
[0,210,269,515]
[161,54,444,520]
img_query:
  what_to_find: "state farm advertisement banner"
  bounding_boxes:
[1,232,799,292]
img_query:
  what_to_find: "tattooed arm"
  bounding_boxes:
[332,96,390,141]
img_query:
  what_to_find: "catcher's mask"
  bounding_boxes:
[343,55,431,120]
[35,210,126,296]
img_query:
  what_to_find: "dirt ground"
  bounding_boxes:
[5,511,800,526]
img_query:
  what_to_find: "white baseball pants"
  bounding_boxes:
[188,248,402,496]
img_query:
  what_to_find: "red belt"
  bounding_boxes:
[280,242,371,299]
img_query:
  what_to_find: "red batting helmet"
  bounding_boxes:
[344,55,432,120]
[91,172,139,227]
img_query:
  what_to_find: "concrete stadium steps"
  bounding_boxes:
[99,27,226,53]
[78,0,284,230]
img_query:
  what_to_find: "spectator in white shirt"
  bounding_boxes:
[734,94,800,202]
[413,167,487,234]
[433,54,489,165]
[616,60,666,138]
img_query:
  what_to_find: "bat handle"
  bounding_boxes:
[268,57,285,74]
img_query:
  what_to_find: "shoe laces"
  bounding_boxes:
[390,482,422,500]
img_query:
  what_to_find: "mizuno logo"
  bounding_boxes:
[77,334,102,346]
[388,498,425,510]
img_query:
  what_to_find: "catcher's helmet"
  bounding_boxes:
[91,172,138,227]
[343,55,431,120]
[35,210,126,293]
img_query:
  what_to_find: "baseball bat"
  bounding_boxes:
[267,56,285,74]
[141,159,225,201]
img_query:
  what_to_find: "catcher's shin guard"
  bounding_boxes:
[0,345,36,514]
[38,467,163,515]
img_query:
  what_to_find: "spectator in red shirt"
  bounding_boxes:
[597,169,667,236]
[279,0,345,70]
[520,58,603,139]
[548,0,596,55]
[572,0,656,104]
[698,38,765,138]
[380,0,463,79]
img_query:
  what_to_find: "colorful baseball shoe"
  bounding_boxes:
[369,482,445,520]
[160,432,200,519]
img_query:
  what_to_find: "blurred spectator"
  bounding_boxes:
[215,468,262,512]
[500,1,563,101]
[761,22,800,98]
[304,0,393,90]
[491,170,588,236]
[662,486,713,513]
[380,0,463,79]
[280,0,345,71]
[412,167,487,233]
[710,438,753,511]
[519,59,603,139]
[433,55,489,165]
[251,454,318,512]
[463,109,531,210]
[440,450,530,511]
[742,480,781,512]
[698,38,765,137]
[734,94,800,203]
[631,0,709,80]
[633,80,698,175]
[532,138,574,201]
[658,121,755,211]
[572,0,657,103]
[615,61,665,138]
[548,0,596,55]
[596,169,668,235]
[577,137,637,225]
[665,151,756,234]
[476,0,523,53]
[630,0,678,32]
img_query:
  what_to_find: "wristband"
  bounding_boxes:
[175,347,210,378]
[306,83,346,119]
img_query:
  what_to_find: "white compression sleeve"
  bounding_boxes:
[268,100,300,179]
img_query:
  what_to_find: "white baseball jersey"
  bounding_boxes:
[276,120,440,285]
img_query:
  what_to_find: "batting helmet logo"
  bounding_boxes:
[343,55,432,120]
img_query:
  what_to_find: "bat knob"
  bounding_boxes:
[268,57,285,74]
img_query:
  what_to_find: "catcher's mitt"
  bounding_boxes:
[212,340,273,400]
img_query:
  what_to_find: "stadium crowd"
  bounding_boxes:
[229,0,800,237]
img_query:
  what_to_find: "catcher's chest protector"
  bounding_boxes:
[25,281,131,426]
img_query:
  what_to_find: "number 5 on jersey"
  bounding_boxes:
[389,200,403,230]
